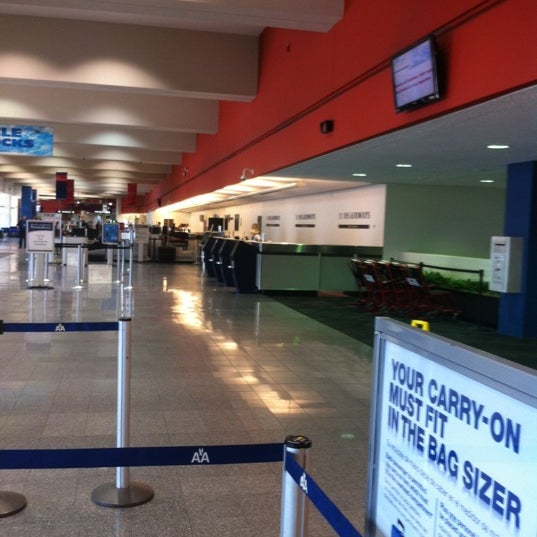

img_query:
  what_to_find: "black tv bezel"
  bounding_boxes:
[391,35,440,113]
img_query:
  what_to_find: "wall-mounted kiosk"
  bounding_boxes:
[489,236,523,293]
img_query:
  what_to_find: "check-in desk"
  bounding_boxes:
[255,243,369,292]
[201,239,382,294]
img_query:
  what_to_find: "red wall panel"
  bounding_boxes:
[139,0,537,212]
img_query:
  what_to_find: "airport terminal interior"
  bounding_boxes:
[0,1,536,535]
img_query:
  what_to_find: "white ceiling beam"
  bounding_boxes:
[0,14,258,100]
[0,156,171,174]
[53,144,183,165]
[0,1,343,34]
[52,125,197,152]
[0,84,219,133]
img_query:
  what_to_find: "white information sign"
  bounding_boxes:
[367,318,537,537]
[27,220,55,253]
[134,225,150,244]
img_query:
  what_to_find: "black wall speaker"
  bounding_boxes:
[320,120,334,134]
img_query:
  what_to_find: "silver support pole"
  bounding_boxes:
[280,435,312,537]
[120,241,126,285]
[73,244,84,289]
[106,246,114,266]
[125,241,133,290]
[116,317,131,489]
[114,246,121,284]
[43,253,51,287]
[26,252,35,286]
[91,318,153,508]
[27,253,52,289]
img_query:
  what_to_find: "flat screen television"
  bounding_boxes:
[391,36,440,112]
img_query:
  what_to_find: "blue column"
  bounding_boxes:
[498,161,537,337]
[20,186,34,219]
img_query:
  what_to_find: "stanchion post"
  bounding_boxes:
[73,244,84,289]
[43,253,50,286]
[91,317,153,507]
[280,435,312,537]
[26,252,34,286]
[106,245,114,266]
[120,241,126,284]
[114,246,121,284]
[126,240,133,290]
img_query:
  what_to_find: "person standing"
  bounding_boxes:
[18,215,27,248]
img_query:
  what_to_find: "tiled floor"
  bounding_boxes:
[0,239,373,536]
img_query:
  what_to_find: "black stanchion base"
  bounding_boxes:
[0,491,27,518]
[91,482,154,508]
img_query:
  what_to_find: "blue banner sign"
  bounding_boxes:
[0,125,53,156]
[102,223,120,244]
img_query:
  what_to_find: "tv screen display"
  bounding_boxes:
[391,36,440,112]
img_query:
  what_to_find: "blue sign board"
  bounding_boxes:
[102,223,119,245]
[0,125,54,156]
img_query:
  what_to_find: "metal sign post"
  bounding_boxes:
[73,243,84,290]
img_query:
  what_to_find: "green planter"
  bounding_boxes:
[446,289,499,327]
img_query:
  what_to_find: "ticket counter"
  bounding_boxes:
[255,243,382,292]
[202,239,381,293]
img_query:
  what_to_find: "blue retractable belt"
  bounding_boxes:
[0,321,118,334]
[0,443,284,470]
[285,456,363,537]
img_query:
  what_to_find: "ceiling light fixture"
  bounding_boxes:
[396,163,412,168]
[352,173,367,177]
[486,144,510,149]
[480,179,495,183]
[163,176,297,212]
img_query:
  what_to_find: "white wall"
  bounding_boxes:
[383,184,505,260]
[189,184,387,245]
[0,187,20,228]
[143,182,505,277]
[0,193,11,228]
